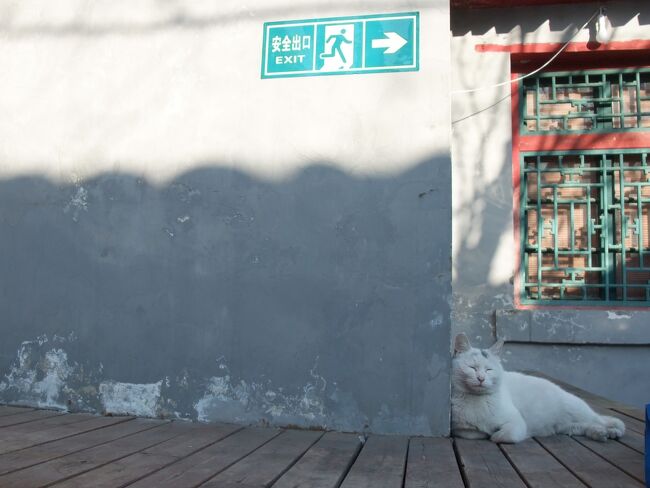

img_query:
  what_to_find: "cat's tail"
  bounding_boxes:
[560,391,626,441]
[582,414,625,441]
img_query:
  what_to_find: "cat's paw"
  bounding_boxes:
[603,417,625,439]
[606,426,623,439]
[490,427,526,444]
[584,425,608,442]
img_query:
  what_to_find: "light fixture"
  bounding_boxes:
[595,7,613,44]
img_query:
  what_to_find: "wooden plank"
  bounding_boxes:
[0,406,35,417]
[0,418,161,476]
[610,407,646,423]
[51,423,241,487]
[339,435,409,488]
[617,429,645,454]
[0,421,182,487]
[500,439,585,488]
[273,432,362,488]
[129,427,281,488]
[404,437,464,488]
[200,429,323,488]
[0,415,135,455]
[536,435,644,488]
[0,409,62,428]
[0,412,93,436]
[454,438,527,488]
[573,436,645,484]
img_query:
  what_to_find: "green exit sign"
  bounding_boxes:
[261,12,419,79]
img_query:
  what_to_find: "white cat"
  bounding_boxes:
[451,333,625,443]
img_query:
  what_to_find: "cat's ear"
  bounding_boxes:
[489,339,505,356]
[454,333,471,355]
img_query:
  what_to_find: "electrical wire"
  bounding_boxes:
[451,8,601,95]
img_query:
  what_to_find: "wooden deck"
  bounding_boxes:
[0,378,644,487]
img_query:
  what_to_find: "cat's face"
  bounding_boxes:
[452,333,504,395]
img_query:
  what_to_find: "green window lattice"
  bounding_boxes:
[521,68,650,133]
[520,150,650,304]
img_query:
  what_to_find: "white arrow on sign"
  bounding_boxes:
[371,32,407,54]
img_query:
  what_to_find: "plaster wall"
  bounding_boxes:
[451,1,650,408]
[0,0,452,435]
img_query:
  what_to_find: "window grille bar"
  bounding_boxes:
[521,150,650,304]
[619,73,625,129]
[570,201,575,251]
[536,156,542,300]
[553,186,559,268]
[636,71,642,129]
[605,154,615,300]
[619,154,627,299]
[535,77,541,133]
[521,171,529,305]
[521,68,650,133]
[580,181,593,268]
[601,73,611,130]
[637,185,644,268]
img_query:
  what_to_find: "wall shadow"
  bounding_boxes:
[0,156,452,436]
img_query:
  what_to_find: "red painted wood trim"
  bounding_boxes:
[477,40,650,54]
[515,303,650,311]
[520,132,650,152]
[513,56,650,73]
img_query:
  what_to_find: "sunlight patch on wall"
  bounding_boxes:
[488,227,514,286]
[0,1,449,185]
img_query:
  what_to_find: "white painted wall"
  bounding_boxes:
[0,0,450,184]
[0,0,455,434]
[451,1,650,407]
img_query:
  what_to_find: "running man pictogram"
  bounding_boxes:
[319,28,352,64]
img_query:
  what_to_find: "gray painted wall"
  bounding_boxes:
[451,1,650,408]
[0,1,452,435]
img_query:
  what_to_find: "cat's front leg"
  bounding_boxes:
[490,419,528,444]
[452,428,489,440]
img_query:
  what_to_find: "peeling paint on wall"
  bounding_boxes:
[33,349,73,407]
[607,311,631,320]
[99,380,162,417]
[0,339,73,409]
[194,367,327,426]
[63,186,88,222]
[190,356,373,430]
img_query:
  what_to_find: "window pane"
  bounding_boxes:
[521,150,650,303]
[522,69,650,133]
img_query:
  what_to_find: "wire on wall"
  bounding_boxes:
[451,8,602,95]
